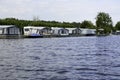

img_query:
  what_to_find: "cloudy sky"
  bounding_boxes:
[0,0,120,24]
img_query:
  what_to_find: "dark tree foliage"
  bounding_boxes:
[81,20,95,29]
[96,12,113,34]
[115,21,120,30]
[0,18,95,29]
[71,22,81,28]
[0,18,75,28]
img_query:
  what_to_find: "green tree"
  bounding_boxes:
[81,20,95,29]
[115,21,120,30]
[95,12,113,34]
[71,22,81,28]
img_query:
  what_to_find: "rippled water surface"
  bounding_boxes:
[0,36,120,80]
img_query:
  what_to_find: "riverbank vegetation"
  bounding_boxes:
[0,18,94,29]
[0,12,120,35]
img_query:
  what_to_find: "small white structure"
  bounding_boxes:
[81,29,96,36]
[0,25,21,35]
[24,26,44,37]
[97,28,104,35]
[66,28,82,35]
[66,28,76,35]
[52,27,69,36]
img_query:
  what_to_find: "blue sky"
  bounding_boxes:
[0,0,120,25]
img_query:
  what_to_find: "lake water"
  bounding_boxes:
[0,36,120,80]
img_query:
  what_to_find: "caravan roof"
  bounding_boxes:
[0,25,16,28]
[24,26,45,29]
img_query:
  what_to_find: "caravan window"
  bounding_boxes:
[25,29,29,31]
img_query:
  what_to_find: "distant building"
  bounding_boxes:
[97,28,104,35]
[24,26,44,38]
[52,27,69,36]
[72,28,82,35]
[114,30,120,35]
[0,25,22,38]
[66,28,82,35]
[41,27,52,35]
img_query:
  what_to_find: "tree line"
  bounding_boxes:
[0,18,95,29]
[0,12,120,34]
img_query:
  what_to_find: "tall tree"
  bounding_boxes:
[95,12,113,34]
